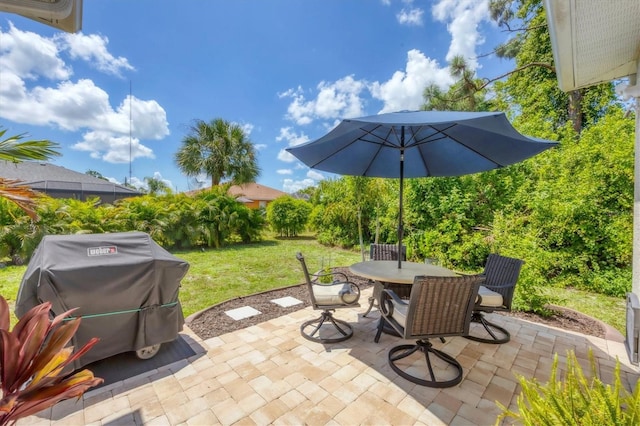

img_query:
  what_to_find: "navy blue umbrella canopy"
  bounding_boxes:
[286,110,558,268]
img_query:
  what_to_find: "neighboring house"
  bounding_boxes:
[227,183,288,209]
[0,161,141,203]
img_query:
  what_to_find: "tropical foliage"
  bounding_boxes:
[266,196,311,237]
[143,176,172,195]
[174,118,260,187]
[0,296,102,425]
[307,177,397,249]
[0,190,266,264]
[496,350,640,425]
[0,128,60,219]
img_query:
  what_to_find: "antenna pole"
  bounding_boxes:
[129,80,132,182]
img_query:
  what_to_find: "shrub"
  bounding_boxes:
[496,349,640,425]
[266,196,311,237]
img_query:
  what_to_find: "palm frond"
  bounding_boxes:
[0,178,41,220]
[0,128,61,162]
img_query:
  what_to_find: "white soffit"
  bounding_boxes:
[0,0,82,33]
[545,0,640,92]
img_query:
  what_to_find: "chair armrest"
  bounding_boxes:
[312,271,349,284]
[379,288,406,317]
[311,280,361,304]
[311,279,358,289]
[381,288,407,306]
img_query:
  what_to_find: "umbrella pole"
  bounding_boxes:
[398,127,405,269]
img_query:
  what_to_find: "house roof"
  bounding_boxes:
[0,161,140,195]
[227,183,287,202]
[544,0,640,91]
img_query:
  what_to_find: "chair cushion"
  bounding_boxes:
[313,283,357,305]
[477,285,503,307]
[389,299,408,328]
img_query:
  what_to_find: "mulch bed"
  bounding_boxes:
[186,267,606,341]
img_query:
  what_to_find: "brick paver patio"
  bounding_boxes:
[17,287,640,425]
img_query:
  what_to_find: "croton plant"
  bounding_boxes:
[0,296,102,425]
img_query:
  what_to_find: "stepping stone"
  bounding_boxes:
[271,296,303,308]
[225,306,261,320]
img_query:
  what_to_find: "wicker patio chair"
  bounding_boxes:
[296,252,361,343]
[376,274,483,388]
[362,243,407,317]
[465,253,524,344]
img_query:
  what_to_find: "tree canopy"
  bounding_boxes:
[175,118,260,187]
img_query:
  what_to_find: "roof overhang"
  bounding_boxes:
[544,0,640,92]
[0,0,82,33]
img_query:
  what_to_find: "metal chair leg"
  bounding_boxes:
[465,312,510,344]
[363,281,383,318]
[388,340,464,388]
[300,311,354,343]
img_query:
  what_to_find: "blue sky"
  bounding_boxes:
[0,0,514,193]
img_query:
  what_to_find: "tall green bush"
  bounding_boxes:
[307,177,397,248]
[266,196,311,237]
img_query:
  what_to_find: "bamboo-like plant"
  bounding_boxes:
[496,349,640,425]
[0,296,102,425]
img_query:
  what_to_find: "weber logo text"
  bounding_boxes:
[87,246,118,256]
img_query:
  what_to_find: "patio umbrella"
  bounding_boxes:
[286,110,558,268]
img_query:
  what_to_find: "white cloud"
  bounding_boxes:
[276,127,309,146]
[281,49,455,122]
[57,32,135,77]
[254,143,267,150]
[72,130,154,163]
[277,148,297,163]
[241,122,254,135]
[0,24,170,165]
[307,170,325,181]
[397,8,424,25]
[282,178,316,193]
[281,76,366,125]
[128,176,145,189]
[370,49,453,113]
[432,0,489,69]
[0,23,71,81]
[117,95,169,139]
[277,169,292,175]
[276,127,310,164]
[279,1,490,121]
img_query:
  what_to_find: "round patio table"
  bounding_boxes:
[350,260,459,336]
[349,260,456,284]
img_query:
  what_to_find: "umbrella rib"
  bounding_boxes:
[411,123,505,168]
[306,125,397,173]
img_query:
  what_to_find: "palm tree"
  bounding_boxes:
[0,128,60,219]
[144,176,172,195]
[174,118,260,188]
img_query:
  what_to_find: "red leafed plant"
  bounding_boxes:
[0,296,103,425]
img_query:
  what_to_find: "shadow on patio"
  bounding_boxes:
[17,287,640,425]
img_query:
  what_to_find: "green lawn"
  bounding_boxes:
[0,234,627,333]
[0,235,363,325]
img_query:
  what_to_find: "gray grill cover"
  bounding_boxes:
[15,232,189,369]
